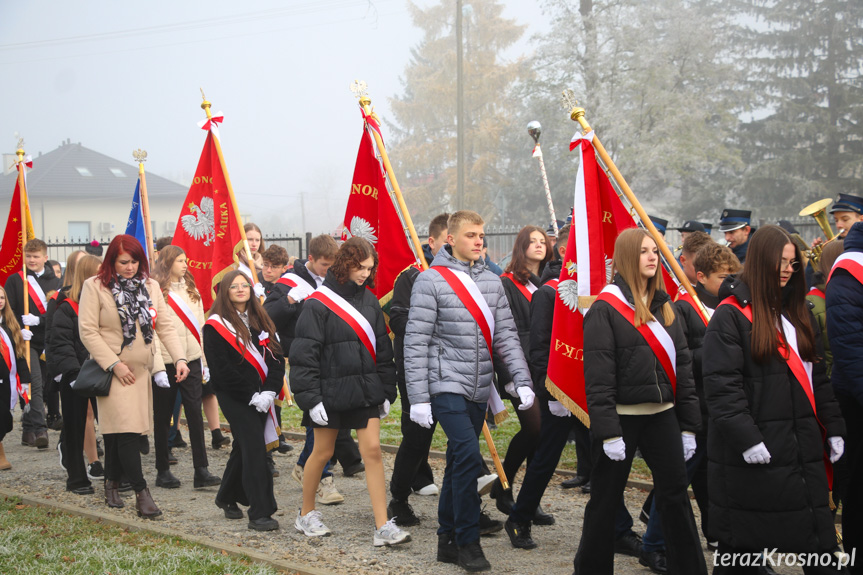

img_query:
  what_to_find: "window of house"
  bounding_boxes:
[109,168,126,177]
[68,221,90,241]
[75,167,92,176]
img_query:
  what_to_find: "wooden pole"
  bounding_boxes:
[135,151,156,263]
[568,104,711,322]
[15,147,31,370]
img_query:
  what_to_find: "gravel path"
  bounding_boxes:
[0,420,806,575]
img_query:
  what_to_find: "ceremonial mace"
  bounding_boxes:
[527,121,559,237]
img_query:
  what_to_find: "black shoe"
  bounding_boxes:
[343,461,365,477]
[155,469,181,489]
[533,506,555,526]
[47,414,63,431]
[613,532,642,557]
[118,481,134,493]
[138,435,149,455]
[68,485,95,495]
[266,457,279,478]
[504,519,537,549]
[167,449,178,465]
[437,532,458,564]
[215,498,244,520]
[491,481,514,516]
[580,481,591,494]
[458,540,491,572]
[86,461,105,480]
[169,432,187,449]
[211,429,231,449]
[276,436,293,454]
[561,475,589,489]
[387,498,420,527]
[639,550,668,574]
[479,510,503,535]
[194,467,222,488]
[248,516,279,531]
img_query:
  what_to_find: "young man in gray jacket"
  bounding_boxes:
[404,210,535,572]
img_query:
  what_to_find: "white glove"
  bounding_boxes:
[253,283,266,297]
[21,329,32,341]
[828,436,844,463]
[379,399,390,419]
[309,402,329,426]
[603,437,627,461]
[54,374,62,383]
[743,441,771,464]
[682,432,697,462]
[202,367,210,383]
[504,382,517,398]
[516,386,535,411]
[548,400,571,418]
[21,314,40,326]
[153,371,170,388]
[288,287,307,302]
[410,402,434,429]
[259,390,276,411]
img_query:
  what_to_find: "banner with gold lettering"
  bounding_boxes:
[172,131,243,310]
[0,164,36,287]
[341,123,417,306]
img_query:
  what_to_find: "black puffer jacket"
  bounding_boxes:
[527,260,561,401]
[583,274,701,441]
[703,276,846,552]
[495,271,541,387]
[262,262,318,358]
[46,292,88,381]
[290,274,396,413]
[389,265,420,390]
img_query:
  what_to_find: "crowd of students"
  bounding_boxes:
[0,202,861,574]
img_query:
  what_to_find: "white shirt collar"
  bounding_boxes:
[305,261,325,287]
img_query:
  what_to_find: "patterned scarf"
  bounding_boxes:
[110,276,154,350]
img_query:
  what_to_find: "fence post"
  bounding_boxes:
[305,232,312,260]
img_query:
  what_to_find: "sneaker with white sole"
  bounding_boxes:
[373,518,412,547]
[295,509,332,537]
[291,464,304,486]
[413,483,440,496]
[316,476,345,505]
[477,473,498,496]
[86,460,104,480]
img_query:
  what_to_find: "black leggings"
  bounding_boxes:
[501,393,541,487]
[104,433,146,492]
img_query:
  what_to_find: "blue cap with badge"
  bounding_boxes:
[829,193,863,215]
[648,215,668,235]
[719,209,751,232]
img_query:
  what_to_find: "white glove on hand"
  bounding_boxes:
[548,400,571,418]
[153,371,170,388]
[21,329,32,341]
[253,283,266,297]
[54,374,62,383]
[202,367,210,383]
[287,287,307,302]
[410,402,434,429]
[743,441,771,464]
[309,402,329,426]
[21,314,40,327]
[682,433,697,462]
[603,437,627,461]
[516,386,535,411]
[504,382,517,398]
[828,436,845,463]
[379,399,390,419]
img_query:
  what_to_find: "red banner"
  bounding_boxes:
[172,132,243,310]
[0,165,35,287]
[341,123,417,306]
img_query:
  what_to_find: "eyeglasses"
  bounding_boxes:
[780,259,800,272]
[229,283,251,291]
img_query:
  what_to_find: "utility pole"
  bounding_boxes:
[300,191,307,233]
[456,0,465,210]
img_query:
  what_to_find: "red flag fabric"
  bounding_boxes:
[0,166,36,287]
[172,131,244,310]
[341,124,417,306]
[546,131,636,425]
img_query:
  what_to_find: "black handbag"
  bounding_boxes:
[71,359,113,397]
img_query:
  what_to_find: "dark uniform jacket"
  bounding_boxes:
[527,260,561,401]
[4,266,61,352]
[826,221,863,406]
[495,270,542,388]
[264,262,319,359]
[46,291,88,383]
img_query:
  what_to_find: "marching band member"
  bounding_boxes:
[719,209,754,264]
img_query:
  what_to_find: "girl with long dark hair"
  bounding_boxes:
[204,270,285,531]
[703,225,846,574]
[573,228,706,575]
[0,284,30,470]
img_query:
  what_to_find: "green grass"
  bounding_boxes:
[0,497,285,575]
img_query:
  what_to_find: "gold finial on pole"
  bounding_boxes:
[561,90,590,131]
[200,87,212,119]
[132,149,147,164]
[15,138,25,161]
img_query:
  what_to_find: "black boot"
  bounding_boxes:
[387,498,420,526]
[458,540,491,572]
[277,434,293,454]
[437,531,458,564]
[504,519,537,549]
[491,480,515,516]
[266,452,279,477]
[193,466,222,488]
[211,428,231,449]
[533,505,555,526]
[155,469,181,489]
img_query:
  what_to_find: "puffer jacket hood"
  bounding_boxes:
[540,259,561,284]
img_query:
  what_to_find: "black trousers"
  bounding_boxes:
[836,391,863,574]
[58,373,96,490]
[44,359,61,418]
[501,393,541,487]
[572,416,592,478]
[216,392,276,520]
[104,432,146,492]
[152,359,207,472]
[573,409,706,575]
[390,377,436,500]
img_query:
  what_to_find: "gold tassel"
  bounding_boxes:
[829,491,836,511]
[547,378,591,428]
[493,409,509,425]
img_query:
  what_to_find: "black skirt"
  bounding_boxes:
[302,405,379,430]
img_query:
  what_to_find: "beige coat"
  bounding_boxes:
[78,276,185,434]
[153,280,205,373]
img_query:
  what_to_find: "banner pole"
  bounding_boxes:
[566,101,710,322]
[15,145,31,370]
[134,150,156,263]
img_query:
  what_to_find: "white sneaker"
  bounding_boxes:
[413,483,440,496]
[373,518,411,547]
[291,464,304,486]
[295,509,332,537]
[316,476,345,505]
[477,473,498,496]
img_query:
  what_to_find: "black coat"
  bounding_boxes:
[261,262,317,359]
[3,266,61,352]
[527,260,561,401]
[289,274,396,413]
[583,274,701,441]
[495,271,541,387]
[702,276,846,552]
[203,320,285,406]
[0,323,31,441]
[46,292,88,381]
[389,265,421,387]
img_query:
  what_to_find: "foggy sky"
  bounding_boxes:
[0,0,547,236]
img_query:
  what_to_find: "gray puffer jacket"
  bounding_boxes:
[405,246,532,405]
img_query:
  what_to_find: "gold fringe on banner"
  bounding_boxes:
[493,408,509,426]
[547,377,590,428]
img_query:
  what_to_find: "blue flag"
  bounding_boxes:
[125,179,149,260]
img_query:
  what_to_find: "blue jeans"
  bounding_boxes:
[296,426,333,479]
[431,392,486,546]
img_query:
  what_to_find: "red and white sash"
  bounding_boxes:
[501,272,538,302]
[828,252,863,284]
[807,286,826,300]
[277,272,316,299]
[308,286,377,362]
[0,327,21,410]
[206,314,279,449]
[676,291,711,325]
[595,284,678,393]
[19,271,47,314]
[166,292,202,345]
[546,278,560,291]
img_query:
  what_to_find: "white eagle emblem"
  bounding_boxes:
[181,197,215,246]
[344,216,378,244]
[558,279,580,312]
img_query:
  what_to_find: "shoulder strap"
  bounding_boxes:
[307,286,377,362]
[828,252,863,284]
[431,266,495,356]
[166,291,202,345]
[205,315,268,384]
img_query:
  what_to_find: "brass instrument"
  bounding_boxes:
[799,198,837,266]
